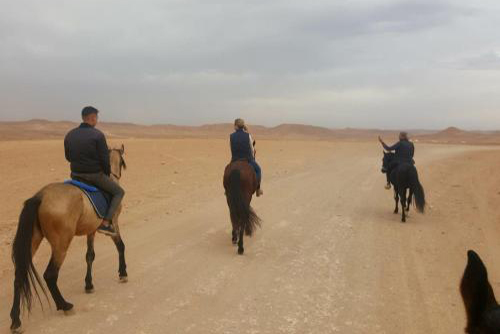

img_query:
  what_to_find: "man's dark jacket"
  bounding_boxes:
[383,139,415,163]
[64,123,111,175]
[230,129,253,162]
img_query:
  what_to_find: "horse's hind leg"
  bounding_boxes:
[407,189,413,211]
[44,243,73,312]
[393,190,399,214]
[237,228,244,255]
[111,233,128,282]
[232,230,238,245]
[231,221,238,245]
[400,190,407,223]
[85,233,96,293]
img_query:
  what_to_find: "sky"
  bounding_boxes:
[0,0,499,129]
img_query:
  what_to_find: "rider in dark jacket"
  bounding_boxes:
[379,132,415,189]
[230,118,263,196]
[64,106,124,236]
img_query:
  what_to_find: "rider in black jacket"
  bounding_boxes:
[379,132,415,189]
[64,106,124,236]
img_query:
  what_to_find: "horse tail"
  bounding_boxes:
[410,166,426,213]
[228,169,261,236]
[12,194,46,312]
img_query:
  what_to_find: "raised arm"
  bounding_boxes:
[378,136,399,151]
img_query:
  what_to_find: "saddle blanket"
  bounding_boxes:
[64,179,110,219]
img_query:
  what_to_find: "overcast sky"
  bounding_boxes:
[1,0,499,129]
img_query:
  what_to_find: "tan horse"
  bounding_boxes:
[10,146,128,333]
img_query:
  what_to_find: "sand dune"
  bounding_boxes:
[2,119,499,144]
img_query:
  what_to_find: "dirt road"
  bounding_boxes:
[1,139,499,333]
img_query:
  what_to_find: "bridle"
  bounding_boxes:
[109,149,126,180]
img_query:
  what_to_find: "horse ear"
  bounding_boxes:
[120,144,125,154]
[460,250,498,331]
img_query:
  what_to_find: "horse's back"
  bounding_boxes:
[224,161,256,187]
[223,161,258,198]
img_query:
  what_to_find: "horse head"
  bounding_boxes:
[109,144,127,179]
[461,250,500,333]
[382,151,395,170]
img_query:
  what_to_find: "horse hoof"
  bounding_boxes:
[238,248,244,255]
[60,302,74,314]
[85,288,94,294]
[10,321,23,334]
[119,276,128,283]
[10,327,23,334]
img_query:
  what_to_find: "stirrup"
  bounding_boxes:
[385,184,391,190]
[256,189,263,197]
[97,223,117,237]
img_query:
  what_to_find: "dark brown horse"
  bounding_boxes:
[9,147,128,333]
[461,250,500,333]
[223,160,261,255]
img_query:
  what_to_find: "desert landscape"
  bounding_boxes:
[0,121,500,333]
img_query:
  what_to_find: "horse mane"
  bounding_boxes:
[109,148,127,170]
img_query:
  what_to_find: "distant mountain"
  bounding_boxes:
[415,127,500,145]
[1,119,499,144]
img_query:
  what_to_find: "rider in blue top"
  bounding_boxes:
[379,132,415,189]
[230,118,263,196]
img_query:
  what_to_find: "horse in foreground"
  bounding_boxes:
[461,250,500,333]
[382,152,425,222]
[223,160,261,255]
[10,146,128,333]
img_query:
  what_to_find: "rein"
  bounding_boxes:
[109,148,126,180]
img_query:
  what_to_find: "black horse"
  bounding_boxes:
[382,152,425,222]
[461,250,500,333]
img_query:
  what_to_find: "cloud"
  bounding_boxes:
[0,0,499,129]
[459,51,500,70]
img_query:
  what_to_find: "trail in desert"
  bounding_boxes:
[1,139,499,333]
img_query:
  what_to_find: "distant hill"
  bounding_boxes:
[414,127,500,145]
[0,119,499,144]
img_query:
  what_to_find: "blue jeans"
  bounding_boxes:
[248,160,262,186]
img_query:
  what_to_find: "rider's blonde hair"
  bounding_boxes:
[234,118,245,129]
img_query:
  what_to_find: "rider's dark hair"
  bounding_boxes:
[81,106,99,118]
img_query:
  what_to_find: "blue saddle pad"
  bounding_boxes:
[65,180,110,219]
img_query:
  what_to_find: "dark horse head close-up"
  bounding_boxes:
[461,250,500,334]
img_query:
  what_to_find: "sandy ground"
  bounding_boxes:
[0,138,500,333]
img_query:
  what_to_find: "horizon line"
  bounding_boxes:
[0,118,495,133]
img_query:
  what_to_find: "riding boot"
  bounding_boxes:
[256,184,263,197]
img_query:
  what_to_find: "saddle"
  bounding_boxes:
[64,179,111,218]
